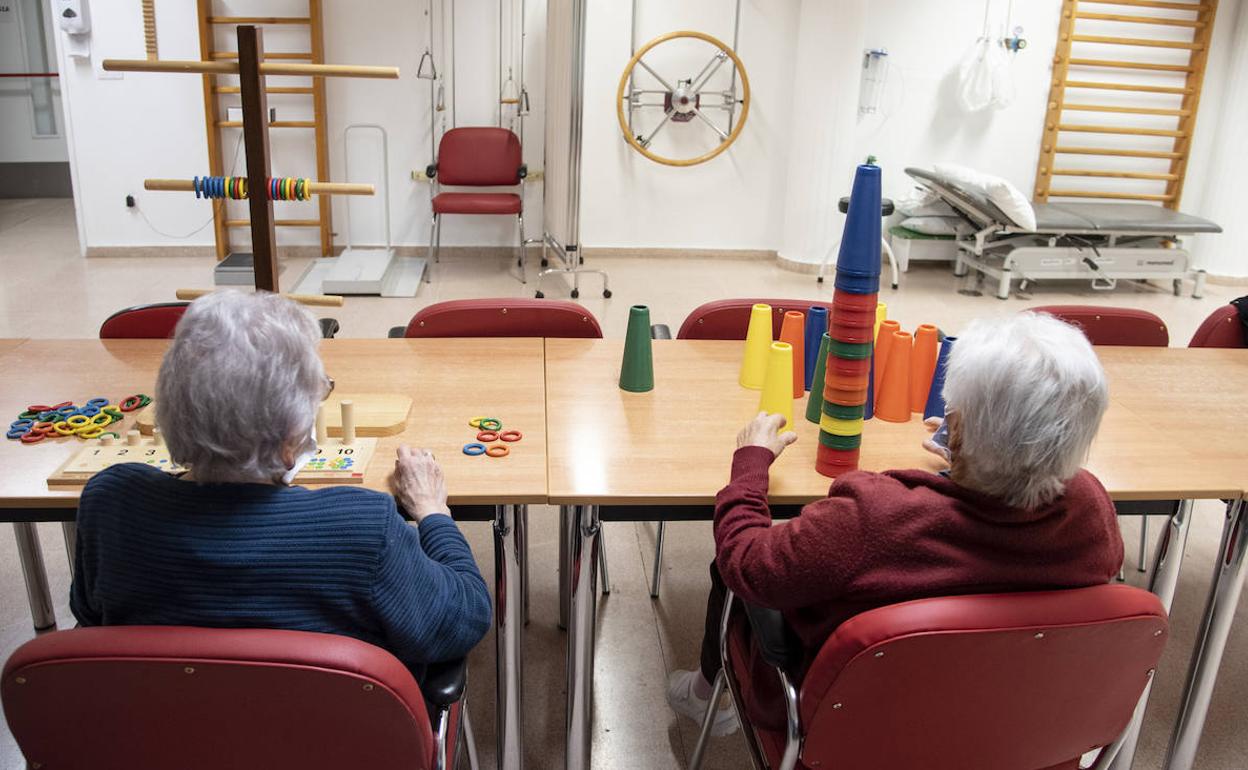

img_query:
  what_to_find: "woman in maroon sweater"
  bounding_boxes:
[667,312,1124,736]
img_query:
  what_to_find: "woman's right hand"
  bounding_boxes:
[389,445,449,522]
[736,412,799,459]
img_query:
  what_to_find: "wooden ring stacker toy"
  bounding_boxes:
[486,445,510,458]
[499,430,523,442]
[463,443,487,456]
[615,30,751,167]
[476,431,500,442]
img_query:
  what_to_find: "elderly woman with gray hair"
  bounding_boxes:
[70,291,491,679]
[667,311,1125,735]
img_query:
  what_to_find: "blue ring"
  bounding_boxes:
[86,398,108,408]
[56,405,77,416]
[193,176,200,199]
[214,176,223,199]
[462,443,487,456]
[9,419,32,431]
[78,406,100,417]
[7,428,28,440]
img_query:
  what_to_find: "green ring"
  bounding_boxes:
[18,410,39,420]
[821,402,865,420]
[479,418,502,431]
[818,430,862,450]
[828,339,873,360]
[98,432,121,440]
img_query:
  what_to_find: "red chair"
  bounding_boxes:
[692,585,1168,770]
[2,626,477,770]
[1189,303,1245,348]
[426,128,527,283]
[676,299,836,341]
[1030,305,1168,347]
[98,302,189,338]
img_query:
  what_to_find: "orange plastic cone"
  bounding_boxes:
[873,319,901,402]
[910,324,940,413]
[874,330,912,423]
[778,311,805,399]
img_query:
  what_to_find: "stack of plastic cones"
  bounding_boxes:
[817,162,882,478]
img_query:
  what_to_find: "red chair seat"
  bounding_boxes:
[1030,305,1168,346]
[98,302,189,339]
[1189,304,1245,348]
[432,192,522,216]
[677,299,837,341]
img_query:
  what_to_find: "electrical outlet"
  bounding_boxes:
[125,195,136,208]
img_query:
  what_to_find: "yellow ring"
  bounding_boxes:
[52,421,76,436]
[469,416,486,428]
[76,427,104,439]
[819,414,864,437]
[90,413,112,427]
[66,415,91,427]
[616,30,751,167]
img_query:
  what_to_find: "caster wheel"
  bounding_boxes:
[1173,279,1182,297]
[891,283,899,290]
[816,276,824,284]
[541,258,549,268]
[535,291,545,299]
[603,289,613,298]
[571,289,580,299]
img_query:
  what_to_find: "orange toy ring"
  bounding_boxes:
[499,430,523,442]
[486,445,510,458]
[477,430,500,442]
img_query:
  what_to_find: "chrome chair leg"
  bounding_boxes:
[598,525,611,596]
[14,523,56,631]
[689,669,726,770]
[463,702,480,770]
[517,214,527,284]
[649,521,666,599]
[1138,516,1149,572]
[61,521,77,578]
[519,504,530,625]
[425,213,438,283]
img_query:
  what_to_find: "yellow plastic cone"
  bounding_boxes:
[875,302,887,342]
[758,341,795,430]
[739,303,773,389]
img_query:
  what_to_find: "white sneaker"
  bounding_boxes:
[666,669,739,737]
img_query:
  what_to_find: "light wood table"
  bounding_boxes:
[0,337,544,770]
[545,339,1248,770]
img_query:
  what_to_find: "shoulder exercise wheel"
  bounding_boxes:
[616,30,750,167]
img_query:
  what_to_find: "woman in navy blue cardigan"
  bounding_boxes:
[70,291,491,680]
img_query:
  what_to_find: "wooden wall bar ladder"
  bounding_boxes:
[1035,0,1218,209]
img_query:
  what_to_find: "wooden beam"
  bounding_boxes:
[176,288,344,306]
[207,16,311,25]
[196,0,227,262]
[1035,0,1079,201]
[1078,0,1208,11]
[226,219,322,227]
[102,59,400,79]
[1067,58,1193,72]
[1165,0,1217,209]
[237,26,279,292]
[1054,146,1183,159]
[214,86,314,95]
[142,0,158,60]
[211,51,314,61]
[1070,34,1202,49]
[309,0,333,259]
[1075,11,1204,26]
[1064,80,1192,94]
[1062,103,1190,116]
[216,120,317,128]
[1058,123,1187,137]
[1047,190,1175,201]
[1051,169,1179,180]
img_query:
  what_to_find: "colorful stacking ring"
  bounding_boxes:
[825,371,871,391]
[463,443,487,456]
[476,430,500,442]
[828,340,873,360]
[103,406,123,420]
[9,419,33,431]
[98,432,121,441]
[30,421,56,435]
[821,402,865,420]
[478,418,502,431]
[468,417,486,428]
[499,430,523,442]
[90,413,112,427]
[18,410,40,420]
[37,410,60,421]
[19,431,45,444]
[823,387,870,407]
[50,402,72,410]
[26,404,52,413]
[486,445,510,458]
[51,421,76,436]
[826,356,872,377]
[818,430,862,450]
[828,322,875,344]
[66,415,91,427]
[77,427,104,439]
[85,397,110,407]
[831,306,878,327]
[820,414,864,437]
[6,428,29,440]
[831,290,879,310]
[120,395,145,412]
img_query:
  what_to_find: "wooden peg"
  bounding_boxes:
[101,435,116,446]
[153,428,164,446]
[127,430,142,446]
[315,405,327,444]
[340,400,356,445]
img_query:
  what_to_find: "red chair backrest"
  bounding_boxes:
[796,585,1167,770]
[403,298,603,339]
[2,626,437,770]
[98,302,189,339]
[677,298,837,340]
[437,127,523,187]
[1031,305,1169,346]
[1189,304,1245,348]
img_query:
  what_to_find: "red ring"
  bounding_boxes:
[476,430,500,442]
[50,401,72,410]
[120,395,143,412]
[26,404,52,413]
[486,445,510,458]
[499,430,523,442]
[19,431,44,444]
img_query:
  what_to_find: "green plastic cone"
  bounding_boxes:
[619,305,655,392]
[805,333,830,424]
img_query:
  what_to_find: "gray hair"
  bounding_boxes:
[157,291,325,483]
[943,312,1109,510]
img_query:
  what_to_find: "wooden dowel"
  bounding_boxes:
[1048,189,1175,201]
[102,59,399,79]
[1075,11,1204,27]
[1067,58,1193,73]
[1051,169,1178,180]
[1070,34,1202,50]
[1065,80,1192,95]
[212,51,314,61]
[217,120,317,128]
[153,427,164,446]
[340,401,356,445]
[1058,123,1187,137]
[145,179,373,195]
[1054,146,1183,159]
[315,405,327,444]
[175,288,346,307]
[214,86,314,94]
[127,430,142,447]
[1062,103,1190,116]
[1077,0,1207,11]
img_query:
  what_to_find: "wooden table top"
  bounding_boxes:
[545,339,1248,505]
[0,338,548,508]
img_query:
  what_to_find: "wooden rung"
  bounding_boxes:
[1067,58,1193,73]
[1064,80,1192,95]
[1070,34,1203,50]
[146,179,373,196]
[1047,189,1175,202]
[207,16,311,25]
[212,52,314,61]
[225,219,321,227]
[217,120,318,128]
[1077,0,1209,11]
[1058,123,1187,137]
[1051,169,1179,181]
[1062,103,1190,116]
[1054,146,1183,159]
[1075,11,1203,27]
[102,59,400,79]
[214,86,315,95]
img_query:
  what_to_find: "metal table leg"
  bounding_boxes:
[559,504,572,630]
[566,504,600,770]
[62,521,77,578]
[14,522,56,631]
[1106,499,1194,770]
[494,504,525,770]
[519,505,530,626]
[1164,498,1247,770]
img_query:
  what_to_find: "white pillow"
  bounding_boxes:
[896,188,958,218]
[933,163,1037,231]
[900,216,961,236]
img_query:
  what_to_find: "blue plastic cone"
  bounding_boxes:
[803,306,829,391]
[865,350,875,420]
[922,336,956,420]
[835,163,883,281]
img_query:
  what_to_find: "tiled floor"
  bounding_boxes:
[1,198,1245,769]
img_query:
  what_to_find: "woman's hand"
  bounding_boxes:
[389,445,449,522]
[922,416,951,464]
[737,412,799,459]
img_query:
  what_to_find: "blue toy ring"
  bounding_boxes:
[86,398,109,408]
[462,443,487,456]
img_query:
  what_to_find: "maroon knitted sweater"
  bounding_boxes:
[714,446,1124,661]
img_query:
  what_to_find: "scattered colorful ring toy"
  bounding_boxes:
[77,427,104,439]
[476,430,500,442]
[463,443,487,456]
[86,398,109,408]
[52,421,76,436]
[10,419,33,431]
[486,445,510,458]
[478,418,502,431]
[6,428,28,440]
[120,395,146,412]
[26,404,52,414]
[469,417,486,428]
[499,430,523,443]
[66,415,91,427]
[19,432,45,444]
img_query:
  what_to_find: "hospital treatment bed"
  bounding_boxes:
[905,167,1222,300]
